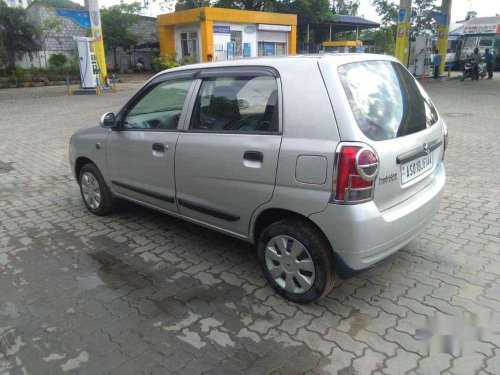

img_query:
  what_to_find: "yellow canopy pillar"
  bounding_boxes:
[437,0,453,73]
[158,25,175,56]
[288,25,297,54]
[85,0,107,84]
[200,19,214,62]
[395,0,412,65]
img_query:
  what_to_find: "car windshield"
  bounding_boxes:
[463,37,478,48]
[479,37,494,47]
[338,60,439,141]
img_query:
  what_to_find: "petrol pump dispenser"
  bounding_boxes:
[74,37,100,91]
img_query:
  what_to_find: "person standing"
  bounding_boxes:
[469,47,481,78]
[484,48,494,79]
[433,49,442,80]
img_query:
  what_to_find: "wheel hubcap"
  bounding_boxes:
[264,235,316,294]
[81,172,101,210]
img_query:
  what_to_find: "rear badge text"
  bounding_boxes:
[379,173,397,185]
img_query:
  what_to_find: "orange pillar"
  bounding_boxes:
[200,20,214,62]
[158,25,175,57]
[288,25,297,55]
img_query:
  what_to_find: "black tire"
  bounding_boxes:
[460,73,465,82]
[79,163,113,216]
[257,218,338,303]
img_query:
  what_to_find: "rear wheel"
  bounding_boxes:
[257,219,338,303]
[79,163,113,216]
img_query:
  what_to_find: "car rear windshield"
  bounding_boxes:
[338,60,439,141]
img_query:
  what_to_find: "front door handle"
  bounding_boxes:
[152,143,166,152]
[244,151,263,162]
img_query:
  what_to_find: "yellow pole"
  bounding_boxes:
[288,25,297,54]
[85,0,107,85]
[200,19,214,63]
[437,0,452,74]
[158,25,175,56]
[395,0,412,65]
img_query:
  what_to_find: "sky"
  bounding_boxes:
[358,0,500,24]
[91,0,500,23]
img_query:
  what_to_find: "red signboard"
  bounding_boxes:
[463,23,500,34]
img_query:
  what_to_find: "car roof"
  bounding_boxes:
[151,53,400,80]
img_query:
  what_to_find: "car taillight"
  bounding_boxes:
[333,144,379,204]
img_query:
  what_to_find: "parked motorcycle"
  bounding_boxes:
[134,58,147,73]
[461,58,487,81]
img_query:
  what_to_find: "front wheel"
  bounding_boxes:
[79,163,113,216]
[257,219,338,303]
[461,73,466,82]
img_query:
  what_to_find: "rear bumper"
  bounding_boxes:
[310,163,445,272]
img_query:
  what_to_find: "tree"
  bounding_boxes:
[101,2,141,70]
[371,0,437,37]
[371,0,398,25]
[174,0,210,11]
[333,0,359,16]
[33,0,83,9]
[277,0,332,23]
[362,26,395,54]
[213,0,277,11]
[48,52,67,68]
[0,2,40,72]
[412,0,437,37]
[40,16,63,68]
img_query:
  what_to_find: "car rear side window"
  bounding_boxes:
[189,75,279,133]
[338,60,438,141]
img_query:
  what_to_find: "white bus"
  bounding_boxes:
[459,17,500,70]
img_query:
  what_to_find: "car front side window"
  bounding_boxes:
[123,78,192,130]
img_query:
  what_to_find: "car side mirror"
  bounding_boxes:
[100,112,117,129]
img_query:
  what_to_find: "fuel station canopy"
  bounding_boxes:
[303,15,380,34]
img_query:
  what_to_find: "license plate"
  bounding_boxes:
[401,151,435,185]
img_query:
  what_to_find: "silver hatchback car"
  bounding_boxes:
[69,54,447,303]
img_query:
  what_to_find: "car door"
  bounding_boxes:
[175,68,282,236]
[106,72,195,212]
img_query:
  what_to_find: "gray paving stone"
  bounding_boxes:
[415,353,453,375]
[383,349,420,375]
[351,349,385,374]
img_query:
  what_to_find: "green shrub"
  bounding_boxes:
[24,67,46,81]
[48,53,68,68]
[152,53,180,71]
[67,53,79,72]
[14,65,26,81]
[180,55,197,66]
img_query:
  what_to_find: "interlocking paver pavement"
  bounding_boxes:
[0,76,499,374]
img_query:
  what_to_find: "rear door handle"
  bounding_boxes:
[152,143,166,152]
[244,151,263,162]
